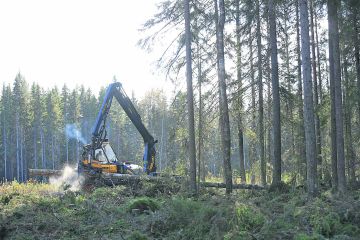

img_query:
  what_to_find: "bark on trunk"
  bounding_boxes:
[328,0,346,194]
[310,0,322,181]
[197,40,205,182]
[215,0,232,194]
[296,0,306,185]
[343,59,356,185]
[256,0,266,186]
[235,0,246,184]
[184,0,197,194]
[300,0,317,196]
[3,114,7,180]
[269,0,282,185]
[353,10,360,126]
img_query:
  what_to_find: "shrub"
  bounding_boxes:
[234,204,265,232]
[127,197,160,213]
[312,212,341,237]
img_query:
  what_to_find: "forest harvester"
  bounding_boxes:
[29,82,158,182]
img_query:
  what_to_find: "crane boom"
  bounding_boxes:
[90,82,157,174]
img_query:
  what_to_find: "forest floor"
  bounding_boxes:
[0,179,359,240]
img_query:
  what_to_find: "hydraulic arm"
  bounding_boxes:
[88,82,157,174]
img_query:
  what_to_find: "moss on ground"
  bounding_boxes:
[0,181,359,239]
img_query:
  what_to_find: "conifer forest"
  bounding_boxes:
[0,0,360,239]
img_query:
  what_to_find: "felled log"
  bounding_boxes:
[28,169,63,178]
[200,182,265,190]
[99,173,179,186]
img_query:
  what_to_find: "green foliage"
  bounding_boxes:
[311,212,341,237]
[128,231,148,240]
[127,197,160,213]
[149,197,227,239]
[268,181,290,193]
[233,203,265,231]
[1,182,360,239]
[294,233,325,240]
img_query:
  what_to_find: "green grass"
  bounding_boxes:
[0,181,359,239]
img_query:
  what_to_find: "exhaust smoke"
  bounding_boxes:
[65,124,86,144]
[49,165,84,191]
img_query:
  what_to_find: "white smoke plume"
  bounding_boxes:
[65,124,87,144]
[49,165,84,192]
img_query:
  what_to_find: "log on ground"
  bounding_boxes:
[200,182,265,190]
[28,169,63,178]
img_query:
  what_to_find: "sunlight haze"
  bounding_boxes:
[0,0,171,98]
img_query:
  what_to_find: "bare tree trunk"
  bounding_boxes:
[329,42,338,190]
[314,5,323,103]
[249,28,256,178]
[269,0,282,185]
[20,127,24,182]
[184,0,197,194]
[33,129,37,169]
[52,135,55,170]
[296,0,306,185]
[343,58,356,185]
[3,114,7,180]
[353,9,360,125]
[256,0,266,186]
[267,69,272,183]
[266,8,272,183]
[236,0,246,183]
[328,0,346,194]
[300,0,317,196]
[284,2,296,159]
[41,128,46,169]
[215,0,232,194]
[16,115,20,181]
[197,52,205,182]
[66,135,69,165]
[310,0,322,181]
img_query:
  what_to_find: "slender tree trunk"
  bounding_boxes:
[52,135,55,170]
[269,0,282,185]
[266,8,272,182]
[267,65,272,183]
[296,0,306,184]
[249,28,256,177]
[300,0,317,196]
[184,0,197,194]
[353,10,360,125]
[329,33,338,189]
[284,3,296,159]
[343,58,356,185]
[256,0,266,186]
[310,0,322,181]
[20,127,24,182]
[9,133,13,180]
[160,114,165,171]
[328,0,346,194]
[34,128,37,169]
[66,136,69,165]
[3,114,7,180]
[24,144,27,181]
[215,0,232,194]
[235,0,246,183]
[41,128,45,169]
[198,56,205,182]
[16,115,20,180]
[314,6,323,102]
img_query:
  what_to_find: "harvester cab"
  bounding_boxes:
[80,141,141,175]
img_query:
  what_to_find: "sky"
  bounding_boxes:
[0,0,173,98]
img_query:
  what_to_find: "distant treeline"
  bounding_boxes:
[0,74,186,181]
